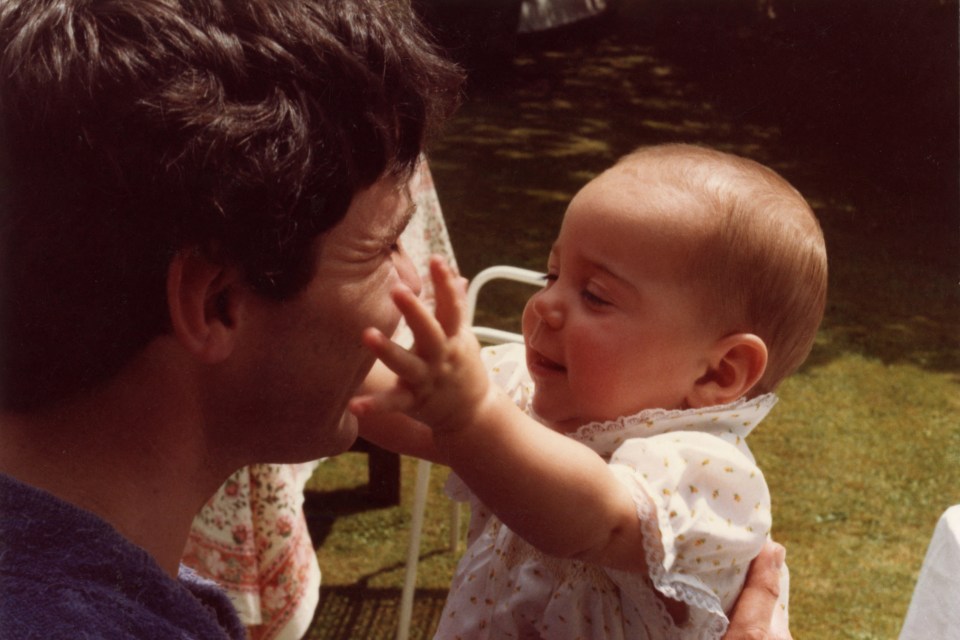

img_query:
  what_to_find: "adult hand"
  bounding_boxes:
[723,541,792,640]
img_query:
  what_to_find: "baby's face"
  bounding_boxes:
[521,169,720,433]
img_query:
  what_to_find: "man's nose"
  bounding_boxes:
[395,242,422,297]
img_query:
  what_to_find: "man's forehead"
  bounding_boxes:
[341,175,414,231]
[388,181,416,238]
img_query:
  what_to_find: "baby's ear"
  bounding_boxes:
[687,334,768,408]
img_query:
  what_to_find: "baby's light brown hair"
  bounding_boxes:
[613,144,828,396]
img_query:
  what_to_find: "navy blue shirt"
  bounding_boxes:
[0,473,245,639]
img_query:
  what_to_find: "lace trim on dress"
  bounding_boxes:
[557,394,777,460]
[632,485,729,639]
[569,394,777,442]
[614,495,686,639]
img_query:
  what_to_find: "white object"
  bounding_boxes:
[395,460,433,640]
[899,505,960,639]
[465,265,545,346]
[395,266,544,640]
[517,0,608,33]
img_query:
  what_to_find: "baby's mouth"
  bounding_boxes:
[531,350,566,372]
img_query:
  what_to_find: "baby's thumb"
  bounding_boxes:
[348,395,376,418]
[349,387,418,419]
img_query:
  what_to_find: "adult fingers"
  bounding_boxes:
[724,542,790,640]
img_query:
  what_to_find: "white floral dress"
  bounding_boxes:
[437,343,783,640]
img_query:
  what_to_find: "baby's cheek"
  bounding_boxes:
[574,369,636,417]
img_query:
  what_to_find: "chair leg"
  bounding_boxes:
[349,437,402,506]
[449,502,461,552]
[396,459,432,640]
[367,444,401,506]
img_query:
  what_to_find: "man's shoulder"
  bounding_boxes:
[0,577,158,639]
[0,566,243,640]
[0,473,243,640]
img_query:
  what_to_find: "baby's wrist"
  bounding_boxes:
[433,385,513,449]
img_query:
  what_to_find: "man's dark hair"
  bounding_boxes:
[0,0,462,412]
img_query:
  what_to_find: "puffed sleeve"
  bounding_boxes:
[604,431,771,638]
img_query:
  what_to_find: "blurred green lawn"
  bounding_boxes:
[304,3,958,638]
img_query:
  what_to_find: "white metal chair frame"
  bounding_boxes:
[395,265,545,640]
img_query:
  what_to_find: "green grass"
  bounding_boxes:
[303,5,958,638]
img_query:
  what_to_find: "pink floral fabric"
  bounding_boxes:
[182,462,321,640]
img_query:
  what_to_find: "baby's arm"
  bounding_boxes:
[350,257,648,573]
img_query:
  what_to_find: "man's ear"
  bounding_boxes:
[166,248,242,364]
[687,333,768,409]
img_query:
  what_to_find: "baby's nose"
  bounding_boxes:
[532,291,564,329]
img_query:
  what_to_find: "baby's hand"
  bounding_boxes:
[349,257,492,433]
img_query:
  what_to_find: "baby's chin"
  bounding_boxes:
[530,394,583,434]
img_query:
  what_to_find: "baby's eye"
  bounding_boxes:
[542,272,558,284]
[581,289,610,307]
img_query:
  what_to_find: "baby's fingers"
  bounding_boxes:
[361,327,429,384]
[348,388,416,417]
[391,286,447,361]
[429,256,465,337]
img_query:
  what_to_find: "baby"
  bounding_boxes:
[352,143,827,639]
